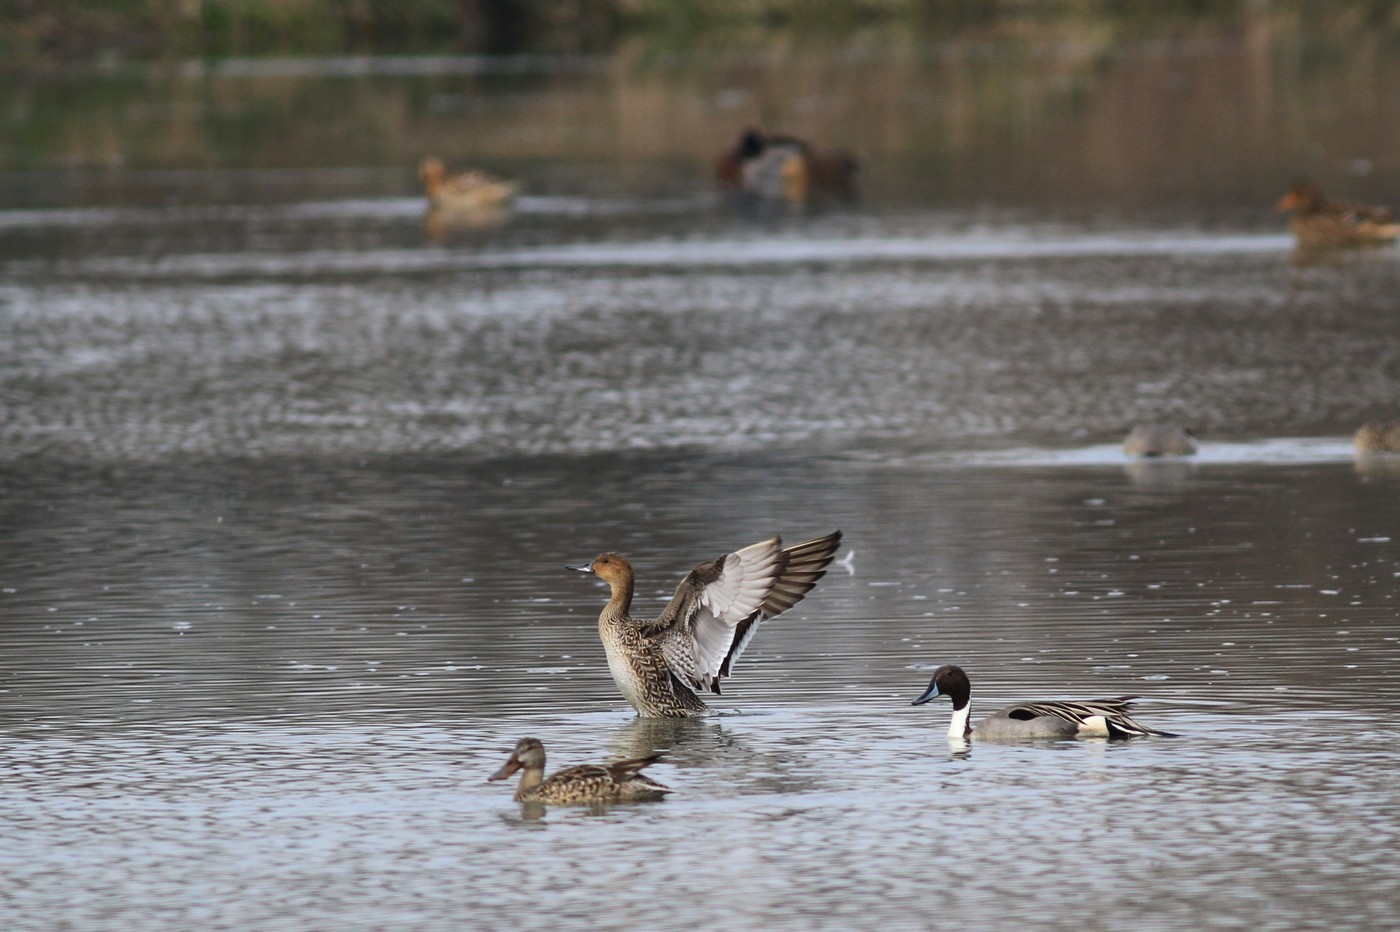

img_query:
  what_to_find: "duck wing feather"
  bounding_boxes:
[652,531,842,694]
[543,754,665,791]
[1005,697,1171,737]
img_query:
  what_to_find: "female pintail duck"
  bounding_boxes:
[418,157,519,211]
[486,737,671,804]
[1275,182,1399,248]
[1355,421,1400,454]
[716,128,859,206]
[568,530,843,718]
[1123,424,1198,457]
[911,664,1174,740]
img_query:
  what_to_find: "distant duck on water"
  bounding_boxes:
[568,531,843,718]
[1275,182,1399,248]
[1123,424,1198,458]
[716,128,859,208]
[911,664,1175,740]
[418,157,519,211]
[1354,421,1400,454]
[487,738,671,804]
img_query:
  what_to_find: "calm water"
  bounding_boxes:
[5,26,1400,932]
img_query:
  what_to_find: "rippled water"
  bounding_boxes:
[6,50,1400,931]
[5,187,1400,466]
[6,449,1400,929]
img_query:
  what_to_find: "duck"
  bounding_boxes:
[911,664,1174,740]
[716,128,859,207]
[486,737,671,804]
[1122,424,1198,457]
[1275,182,1399,248]
[418,157,519,211]
[1354,420,1400,454]
[568,530,843,718]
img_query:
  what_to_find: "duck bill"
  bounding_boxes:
[565,562,595,574]
[487,757,522,782]
[1275,192,1299,212]
[911,683,943,706]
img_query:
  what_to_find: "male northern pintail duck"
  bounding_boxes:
[1122,424,1198,457]
[487,737,671,804]
[716,128,859,206]
[1275,182,1399,248]
[911,664,1174,740]
[568,530,843,718]
[1355,420,1400,454]
[418,157,519,211]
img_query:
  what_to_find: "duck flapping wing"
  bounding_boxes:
[651,531,842,695]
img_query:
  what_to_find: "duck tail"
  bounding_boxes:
[1103,717,1177,739]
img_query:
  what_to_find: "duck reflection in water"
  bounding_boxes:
[607,716,817,796]
[423,203,512,242]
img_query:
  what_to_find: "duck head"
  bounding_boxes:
[566,552,636,586]
[566,552,636,610]
[1276,182,1322,213]
[735,127,767,159]
[911,664,972,708]
[418,158,446,187]
[487,737,546,782]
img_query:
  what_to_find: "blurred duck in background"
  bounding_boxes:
[1354,421,1400,454]
[1276,182,1399,248]
[1123,424,1199,457]
[418,157,519,211]
[418,157,519,241]
[716,128,859,212]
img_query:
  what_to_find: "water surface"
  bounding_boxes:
[4,29,1400,932]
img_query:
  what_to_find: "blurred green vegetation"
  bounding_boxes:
[5,0,1399,62]
[0,0,614,60]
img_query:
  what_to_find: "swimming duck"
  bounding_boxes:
[1354,420,1400,454]
[716,129,859,206]
[486,737,671,804]
[1275,182,1399,248]
[1122,424,1198,457]
[418,157,519,211]
[911,664,1174,740]
[568,530,843,718]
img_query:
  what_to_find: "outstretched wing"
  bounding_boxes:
[654,537,788,692]
[718,531,843,682]
[654,531,842,694]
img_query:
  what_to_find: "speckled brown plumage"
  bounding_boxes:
[1355,421,1400,454]
[569,531,843,718]
[1123,424,1198,457]
[486,737,671,804]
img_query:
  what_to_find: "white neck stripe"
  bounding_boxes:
[948,702,971,739]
